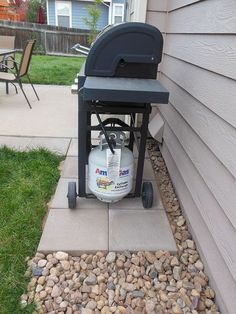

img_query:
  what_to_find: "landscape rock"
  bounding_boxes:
[23,139,219,314]
[204,287,215,299]
[86,300,97,310]
[154,260,163,272]
[81,308,93,314]
[38,259,47,268]
[173,266,181,281]
[106,252,116,263]
[195,259,204,271]
[61,260,70,271]
[122,282,135,292]
[51,285,62,298]
[145,299,156,313]
[172,304,182,314]
[37,276,46,285]
[84,273,97,285]
[32,267,43,277]
[170,256,179,266]
[55,251,69,261]
[131,290,145,298]
[107,281,116,290]
[144,252,156,264]
[159,274,167,282]
[149,270,158,279]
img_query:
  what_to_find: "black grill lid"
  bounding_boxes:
[85,22,163,79]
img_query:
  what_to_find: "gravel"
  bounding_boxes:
[22,140,220,313]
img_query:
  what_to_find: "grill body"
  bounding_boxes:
[70,22,169,208]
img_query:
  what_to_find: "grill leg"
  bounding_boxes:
[87,112,91,158]
[134,105,150,197]
[128,112,136,151]
[78,92,87,197]
[6,82,9,94]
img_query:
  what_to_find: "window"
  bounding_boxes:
[56,1,71,28]
[112,4,124,24]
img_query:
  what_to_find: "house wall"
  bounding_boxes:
[47,0,108,30]
[114,0,125,3]
[113,0,127,24]
[47,0,56,25]
[129,0,236,313]
[72,2,108,30]
[126,0,147,22]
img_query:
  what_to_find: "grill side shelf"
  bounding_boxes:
[82,77,169,104]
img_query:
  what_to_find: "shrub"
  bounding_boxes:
[83,0,102,45]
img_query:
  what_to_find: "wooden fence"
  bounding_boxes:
[0,20,90,54]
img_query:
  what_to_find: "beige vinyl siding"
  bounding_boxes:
[144,0,236,312]
[146,0,167,33]
[162,56,236,127]
[161,141,236,312]
[145,0,167,79]
[146,11,166,33]
[167,0,236,33]
[164,34,236,80]
[167,0,202,11]
[147,0,167,12]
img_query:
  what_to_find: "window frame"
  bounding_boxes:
[55,0,72,28]
[112,3,124,24]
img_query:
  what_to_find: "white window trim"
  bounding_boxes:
[46,0,49,24]
[133,0,147,23]
[112,3,124,24]
[55,0,72,28]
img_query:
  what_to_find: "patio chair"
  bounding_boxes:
[0,39,39,109]
[0,35,15,93]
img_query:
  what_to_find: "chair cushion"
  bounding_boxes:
[0,72,16,81]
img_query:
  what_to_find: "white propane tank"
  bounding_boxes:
[88,132,134,203]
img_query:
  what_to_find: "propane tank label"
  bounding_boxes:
[106,149,121,182]
[89,163,133,196]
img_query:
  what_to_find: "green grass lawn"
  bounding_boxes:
[0,147,62,314]
[16,53,85,85]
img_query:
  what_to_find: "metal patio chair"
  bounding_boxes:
[0,39,39,109]
[0,35,15,93]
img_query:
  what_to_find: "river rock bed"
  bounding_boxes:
[21,140,220,313]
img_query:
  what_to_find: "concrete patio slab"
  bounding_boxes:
[28,137,71,155]
[61,156,78,178]
[0,84,77,138]
[0,135,71,155]
[109,209,177,252]
[1,83,176,254]
[67,138,78,156]
[134,158,156,181]
[50,178,107,210]
[0,136,32,150]
[109,180,163,210]
[38,208,108,255]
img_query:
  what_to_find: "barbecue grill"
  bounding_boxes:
[67,22,169,209]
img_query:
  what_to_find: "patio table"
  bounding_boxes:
[0,49,16,56]
[0,49,16,93]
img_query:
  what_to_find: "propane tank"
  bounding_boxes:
[88,131,134,203]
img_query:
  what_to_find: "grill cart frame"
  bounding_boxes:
[67,22,169,209]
